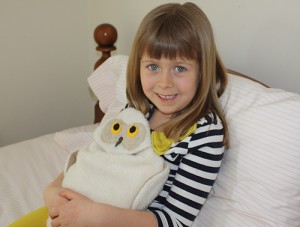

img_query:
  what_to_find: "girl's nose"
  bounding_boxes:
[157,71,173,89]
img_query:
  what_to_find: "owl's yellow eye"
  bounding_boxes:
[127,125,139,138]
[111,122,122,135]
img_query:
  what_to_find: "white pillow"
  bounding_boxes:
[88,55,300,226]
[53,124,97,153]
[88,55,128,113]
[195,74,300,226]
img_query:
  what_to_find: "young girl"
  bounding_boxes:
[45,2,228,227]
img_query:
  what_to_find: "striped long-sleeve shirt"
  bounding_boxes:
[148,113,225,227]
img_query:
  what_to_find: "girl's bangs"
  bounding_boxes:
[141,31,197,60]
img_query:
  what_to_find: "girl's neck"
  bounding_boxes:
[149,109,172,132]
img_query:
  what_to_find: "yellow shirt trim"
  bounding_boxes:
[152,124,197,156]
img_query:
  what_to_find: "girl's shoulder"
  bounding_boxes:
[195,112,222,129]
[172,113,223,145]
[190,113,224,141]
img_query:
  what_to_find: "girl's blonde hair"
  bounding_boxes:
[126,2,228,147]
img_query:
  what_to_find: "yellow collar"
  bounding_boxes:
[152,124,197,156]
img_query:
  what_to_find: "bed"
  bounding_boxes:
[1,23,300,227]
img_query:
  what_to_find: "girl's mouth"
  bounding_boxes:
[157,93,177,101]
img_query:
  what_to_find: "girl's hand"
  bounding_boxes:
[45,186,69,219]
[50,189,102,227]
[44,172,68,219]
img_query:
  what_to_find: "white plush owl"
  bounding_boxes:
[62,107,170,210]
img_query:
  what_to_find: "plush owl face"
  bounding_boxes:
[93,108,151,155]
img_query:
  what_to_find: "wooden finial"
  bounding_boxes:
[93,23,118,69]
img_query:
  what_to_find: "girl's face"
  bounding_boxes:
[140,53,199,118]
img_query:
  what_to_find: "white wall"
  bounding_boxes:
[88,0,300,93]
[0,1,95,146]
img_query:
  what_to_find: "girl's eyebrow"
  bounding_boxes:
[174,61,195,68]
[176,61,192,65]
[140,59,156,64]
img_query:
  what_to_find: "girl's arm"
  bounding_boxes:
[44,173,158,226]
[50,189,158,227]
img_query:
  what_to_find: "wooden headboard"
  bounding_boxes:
[91,24,268,125]
[92,23,118,124]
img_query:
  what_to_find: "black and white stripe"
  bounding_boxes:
[148,114,225,227]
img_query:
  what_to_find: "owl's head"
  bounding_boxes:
[93,108,151,155]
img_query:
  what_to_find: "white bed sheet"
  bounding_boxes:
[0,124,97,226]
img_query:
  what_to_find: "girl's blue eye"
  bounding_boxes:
[175,66,187,72]
[148,64,158,71]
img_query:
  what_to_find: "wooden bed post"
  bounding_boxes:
[93,23,118,123]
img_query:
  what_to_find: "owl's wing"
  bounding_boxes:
[131,163,170,210]
[65,150,79,173]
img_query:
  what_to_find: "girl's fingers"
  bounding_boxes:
[60,189,87,200]
[48,207,59,219]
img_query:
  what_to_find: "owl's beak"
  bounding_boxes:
[115,137,123,147]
